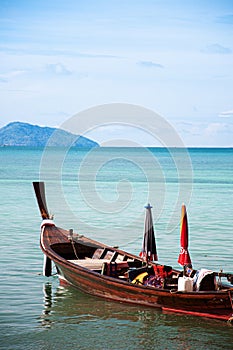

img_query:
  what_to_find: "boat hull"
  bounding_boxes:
[54,259,232,311]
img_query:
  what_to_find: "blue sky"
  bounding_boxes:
[0,0,233,146]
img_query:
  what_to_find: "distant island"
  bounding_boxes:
[0,122,99,148]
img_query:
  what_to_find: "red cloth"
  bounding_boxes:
[178,204,192,266]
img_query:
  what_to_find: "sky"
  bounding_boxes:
[0,0,233,146]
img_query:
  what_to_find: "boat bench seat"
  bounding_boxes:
[68,259,128,272]
[68,259,111,270]
[92,248,127,262]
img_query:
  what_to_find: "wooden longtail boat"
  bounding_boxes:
[33,182,233,323]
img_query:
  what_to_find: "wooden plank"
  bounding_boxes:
[68,259,106,270]
[68,259,130,271]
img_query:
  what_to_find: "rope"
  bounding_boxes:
[217,269,222,290]
[71,239,79,259]
[68,229,79,259]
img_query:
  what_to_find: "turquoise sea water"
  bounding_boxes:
[0,147,233,349]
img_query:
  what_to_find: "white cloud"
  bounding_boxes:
[0,69,26,82]
[45,63,72,76]
[137,61,164,69]
[219,110,233,117]
[201,43,232,55]
[204,123,226,137]
[176,120,233,147]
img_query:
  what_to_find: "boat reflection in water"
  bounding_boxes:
[40,281,163,327]
[39,281,233,350]
[40,282,54,328]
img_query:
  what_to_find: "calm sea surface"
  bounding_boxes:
[0,147,233,349]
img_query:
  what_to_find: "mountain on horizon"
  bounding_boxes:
[0,122,99,148]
